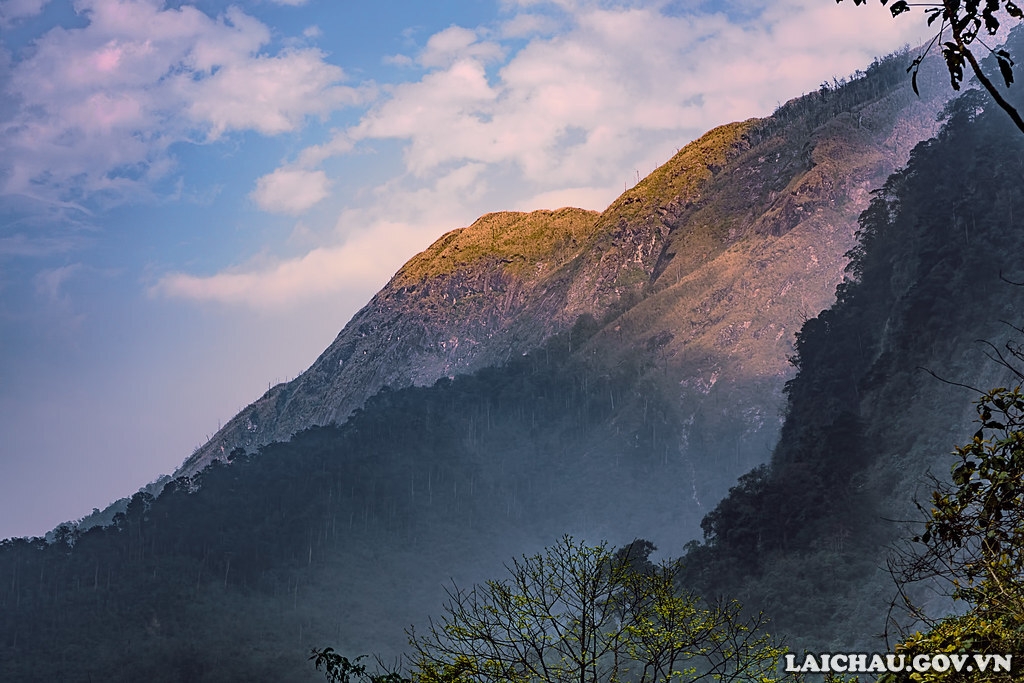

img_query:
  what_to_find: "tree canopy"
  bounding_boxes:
[883,386,1024,681]
[314,537,789,683]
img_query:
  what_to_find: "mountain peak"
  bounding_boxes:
[177,49,948,480]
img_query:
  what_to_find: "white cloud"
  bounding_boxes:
[0,0,368,203]
[0,0,50,25]
[383,53,415,67]
[351,59,500,176]
[158,164,488,308]
[34,263,82,304]
[334,0,930,196]
[159,0,935,308]
[185,48,360,139]
[517,185,620,212]
[295,131,356,167]
[153,223,418,309]
[251,168,331,214]
[499,13,562,38]
[418,25,504,68]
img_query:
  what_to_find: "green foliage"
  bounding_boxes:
[392,208,599,284]
[759,48,913,138]
[681,66,1024,650]
[0,324,690,681]
[316,537,789,683]
[309,650,409,683]
[411,536,788,683]
[926,387,1024,609]
[882,387,1024,682]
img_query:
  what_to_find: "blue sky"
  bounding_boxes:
[0,0,932,540]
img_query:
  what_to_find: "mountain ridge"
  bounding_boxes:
[3,45,997,683]
[681,68,1024,651]
[178,51,948,481]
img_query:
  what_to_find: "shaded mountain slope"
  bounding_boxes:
[0,328,700,682]
[0,48,982,683]
[574,53,952,502]
[180,49,947,480]
[681,83,1024,652]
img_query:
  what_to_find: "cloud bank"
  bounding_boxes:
[157,0,928,309]
[0,0,368,203]
[4,0,931,310]
[251,168,331,215]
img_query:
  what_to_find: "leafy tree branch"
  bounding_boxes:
[838,0,1024,133]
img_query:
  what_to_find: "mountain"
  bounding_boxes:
[681,59,1024,652]
[0,48,971,682]
[179,49,947,499]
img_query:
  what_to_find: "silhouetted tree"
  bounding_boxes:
[839,0,1024,133]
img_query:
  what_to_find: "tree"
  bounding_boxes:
[313,537,789,683]
[414,536,787,683]
[839,0,1024,134]
[882,387,1024,682]
[309,650,409,683]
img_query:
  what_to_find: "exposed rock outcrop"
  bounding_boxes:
[177,51,947,481]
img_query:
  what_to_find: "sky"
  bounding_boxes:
[0,0,934,540]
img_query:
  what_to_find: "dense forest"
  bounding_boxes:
[682,85,1024,652]
[0,316,697,681]
[4,35,1024,683]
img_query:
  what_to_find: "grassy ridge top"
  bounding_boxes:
[604,119,759,224]
[393,207,600,285]
[391,120,763,289]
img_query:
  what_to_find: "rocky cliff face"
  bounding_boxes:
[584,65,949,499]
[177,50,947,480]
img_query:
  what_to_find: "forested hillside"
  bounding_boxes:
[0,321,697,681]
[0,44,992,683]
[682,84,1024,652]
